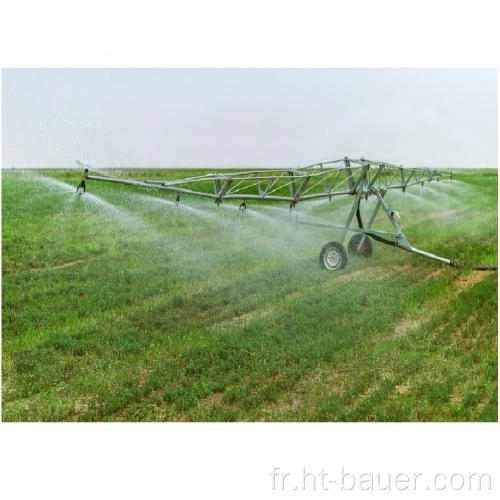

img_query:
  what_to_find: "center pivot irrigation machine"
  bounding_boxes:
[76,157,496,272]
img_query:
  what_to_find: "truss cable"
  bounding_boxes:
[355,206,397,247]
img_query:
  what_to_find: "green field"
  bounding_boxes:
[2,168,497,421]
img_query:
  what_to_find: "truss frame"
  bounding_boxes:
[76,157,457,268]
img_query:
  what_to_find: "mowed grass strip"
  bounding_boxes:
[1,168,497,421]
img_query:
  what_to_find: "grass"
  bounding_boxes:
[1,167,497,421]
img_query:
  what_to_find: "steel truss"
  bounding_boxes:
[77,157,458,270]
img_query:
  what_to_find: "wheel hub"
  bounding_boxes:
[325,249,340,269]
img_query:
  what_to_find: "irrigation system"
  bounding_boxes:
[76,157,495,271]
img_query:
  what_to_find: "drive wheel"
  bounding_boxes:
[319,242,348,271]
[348,234,373,257]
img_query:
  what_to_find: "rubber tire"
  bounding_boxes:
[348,234,373,257]
[319,242,348,271]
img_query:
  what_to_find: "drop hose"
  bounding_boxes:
[355,207,497,271]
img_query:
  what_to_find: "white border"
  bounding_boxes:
[0,1,498,499]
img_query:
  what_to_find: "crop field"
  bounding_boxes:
[1,168,497,421]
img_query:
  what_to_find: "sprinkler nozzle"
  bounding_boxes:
[76,168,88,194]
[175,194,180,207]
[239,201,247,211]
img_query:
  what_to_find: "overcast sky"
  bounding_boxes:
[2,68,497,169]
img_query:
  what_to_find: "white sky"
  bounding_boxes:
[2,68,497,169]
